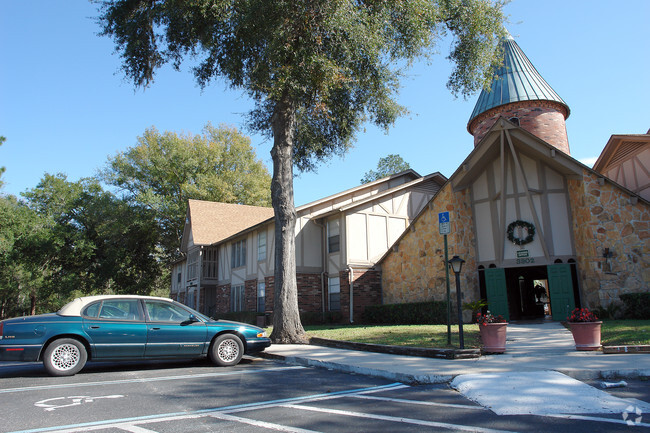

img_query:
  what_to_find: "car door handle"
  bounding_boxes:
[90,326,100,329]
[150,327,161,330]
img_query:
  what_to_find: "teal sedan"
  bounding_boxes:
[0,295,271,376]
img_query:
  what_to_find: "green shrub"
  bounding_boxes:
[593,302,623,320]
[619,293,650,319]
[212,311,259,325]
[300,311,343,325]
[362,301,449,325]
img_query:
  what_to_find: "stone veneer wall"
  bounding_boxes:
[469,101,570,154]
[569,170,650,308]
[381,183,479,307]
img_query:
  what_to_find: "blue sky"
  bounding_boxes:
[1,1,649,207]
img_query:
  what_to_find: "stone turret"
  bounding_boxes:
[468,33,571,155]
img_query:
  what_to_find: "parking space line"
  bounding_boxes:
[10,383,406,433]
[281,404,517,433]
[211,413,321,433]
[352,394,488,410]
[116,426,159,433]
[544,413,650,428]
[0,365,305,394]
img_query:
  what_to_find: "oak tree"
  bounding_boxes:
[96,0,506,343]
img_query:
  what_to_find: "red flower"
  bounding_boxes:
[567,307,598,322]
[476,311,507,325]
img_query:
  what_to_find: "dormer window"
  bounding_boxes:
[509,117,520,126]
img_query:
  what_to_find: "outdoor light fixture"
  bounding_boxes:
[449,255,466,349]
[449,255,465,274]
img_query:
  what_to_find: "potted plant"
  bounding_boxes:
[463,299,489,323]
[567,308,602,351]
[476,311,508,353]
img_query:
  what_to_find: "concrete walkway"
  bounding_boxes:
[263,321,650,384]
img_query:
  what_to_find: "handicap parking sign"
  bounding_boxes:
[438,212,450,234]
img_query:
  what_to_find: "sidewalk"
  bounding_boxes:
[262,321,650,384]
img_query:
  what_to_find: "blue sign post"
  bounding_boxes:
[439,212,452,344]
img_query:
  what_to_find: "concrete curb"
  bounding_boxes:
[308,337,481,359]
[259,352,453,384]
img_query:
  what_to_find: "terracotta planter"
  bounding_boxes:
[479,322,508,353]
[568,321,602,351]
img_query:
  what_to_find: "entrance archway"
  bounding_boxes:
[480,263,579,321]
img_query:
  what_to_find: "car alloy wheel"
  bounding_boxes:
[43,338,88,376]
[210,334,243,367]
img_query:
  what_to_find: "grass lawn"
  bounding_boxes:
[303,324,482,349]
[600,320,650,346]
[264,319,650,349]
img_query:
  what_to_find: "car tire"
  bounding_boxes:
[43,338,87,376]
[209,334,243,367]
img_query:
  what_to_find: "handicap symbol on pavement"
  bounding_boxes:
[35,395,124,411]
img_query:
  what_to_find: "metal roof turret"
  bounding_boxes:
[468,33,570,126]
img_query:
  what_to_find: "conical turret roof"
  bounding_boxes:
[468,33,570,126]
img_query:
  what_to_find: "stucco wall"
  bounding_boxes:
[381,183,479,306]
[570,170,650,308]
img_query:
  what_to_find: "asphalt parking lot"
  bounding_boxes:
[1,358,648,433]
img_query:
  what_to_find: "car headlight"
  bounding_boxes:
[257,331,268,338]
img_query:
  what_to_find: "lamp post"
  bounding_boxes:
[449,255,465,349]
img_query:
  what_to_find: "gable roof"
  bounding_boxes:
[296,169,422,214]
[181,200,274,251]
[454,117,583,191]
[592,131,650,173]
[376,121,648,268]
[468,33,569,128]
[313,171,447,220]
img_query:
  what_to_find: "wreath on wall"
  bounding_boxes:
[506,220,536,246]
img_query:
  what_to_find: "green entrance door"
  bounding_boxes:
[547,264,575,321]
[484,268,509,321]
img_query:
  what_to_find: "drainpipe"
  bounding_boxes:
[313,218,327,314]
[348,265,354,323]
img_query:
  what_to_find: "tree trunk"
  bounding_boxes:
[269,97,307,344]
[30,290,36,316]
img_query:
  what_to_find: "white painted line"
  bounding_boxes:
[544,413,650,428]
[0,365,305,394]
[10,383,405,433]
[210,412,322,433]
[117,426,159,433]
[352,394,488,410]
[282,404,518,433]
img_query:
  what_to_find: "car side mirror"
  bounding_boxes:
[181,314,200,325]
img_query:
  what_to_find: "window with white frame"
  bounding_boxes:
[257,231,267,261]
[327,219,340,253]
[231,285,245,312]
[187,289,196,311]
[257,281,265,313]
[187,250,199,280]
[231,239,246,268]
[328,277,340,311]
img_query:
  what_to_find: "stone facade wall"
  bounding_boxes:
[569,170,650,308]
[381,183,480,308]
[469,101,570,155]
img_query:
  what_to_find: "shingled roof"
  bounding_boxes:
[182,199,274,250]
